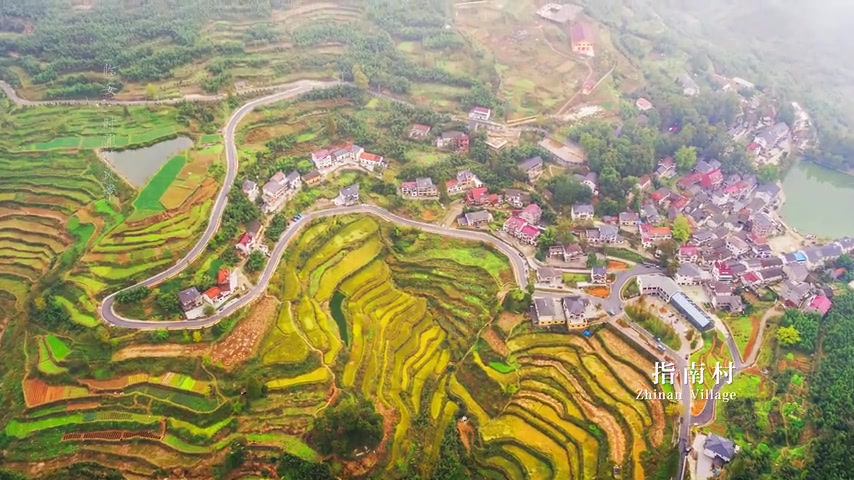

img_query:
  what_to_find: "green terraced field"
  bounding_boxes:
[3,202,673,479]
[131,154,187,215]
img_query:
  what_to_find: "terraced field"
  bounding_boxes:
[0,93,221,328]
[259,215,674,478]
[0,149,111,312]
[3,207,674,477]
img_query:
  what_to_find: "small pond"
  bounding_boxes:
[780,160,854,239]
[102,136,193,187]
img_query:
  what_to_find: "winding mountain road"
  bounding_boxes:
[85,81,528,330]
[7,80,706,476]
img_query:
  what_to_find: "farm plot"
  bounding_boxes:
[0,150,108,309]
[131,155,187,217]
[265,215,508,472]
[71,199,212,298]
[469,327,671,480]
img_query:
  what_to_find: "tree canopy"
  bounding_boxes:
[310,397,384,458]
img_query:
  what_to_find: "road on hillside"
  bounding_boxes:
[93,80,528,330]
[100,204,527,330]
[98,80,341,328]
[0,80,330,107]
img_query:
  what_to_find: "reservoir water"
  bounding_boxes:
[780,160,854,239]
[103,136,193,187]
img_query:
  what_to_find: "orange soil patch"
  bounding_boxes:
[0,206,66,223]
[62,429,163,442]
[691,398,707,416]
[482,327,509,356]
[495,311,524,334]
[160,185,196,210]
[23,378,89,408]
[113,296,278,367]
[742,316,761,360]
[112,343,204,362]
[66,401,100,411]
[584,286,610,298]
[210,295,279,369]
[456,419,475,454]
[420,210,437,222]
[607,260,629,270]
[245,124,296,145]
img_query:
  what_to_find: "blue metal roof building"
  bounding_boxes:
[636,275,714,331]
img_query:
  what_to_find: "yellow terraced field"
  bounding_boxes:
[265,368,330,390]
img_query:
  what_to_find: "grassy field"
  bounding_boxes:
[131,155,187,217]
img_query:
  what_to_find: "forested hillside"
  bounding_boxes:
[579,0,854,171]
[806,294,854,480]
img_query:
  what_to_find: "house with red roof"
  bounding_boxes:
[468,106,492,122]
[713,261,734,282]
[678,246,699,262]
[701,169,724,189]
[503,216,526,235]
[724,180,754,199]
[203,283,232,305]
[466,187,490,206]
[747,142,761,155]
[637,175,652,192]
[741,271,762,288]
[805,295,832,316]
[311,149,332,169]
[519,203,543,224]
[670,195,689,211]
[519,224,542,245]
[639,224,672,247]
[217,268,237,295]
[236,233,253,255]
[503,216,541,245]
[677,173,703,190]
[359,152,386,172]
[636,97,653,111]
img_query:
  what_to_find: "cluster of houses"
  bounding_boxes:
[243,170,302,214]
[641,156,784,243]
[310,143,387,172]
[406,106,491,154]
[502,203,544,244]
[531,295,595,329]
[177,268,239,318]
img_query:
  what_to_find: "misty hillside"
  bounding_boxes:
[585,0,854,130]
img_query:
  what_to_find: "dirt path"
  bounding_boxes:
[743,306,783,367]
[439,201,464,227]
[532,24,593,117]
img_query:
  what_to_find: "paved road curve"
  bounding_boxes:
[98,80,341,329]
[100,204,528,330]
[95,81,528,330]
